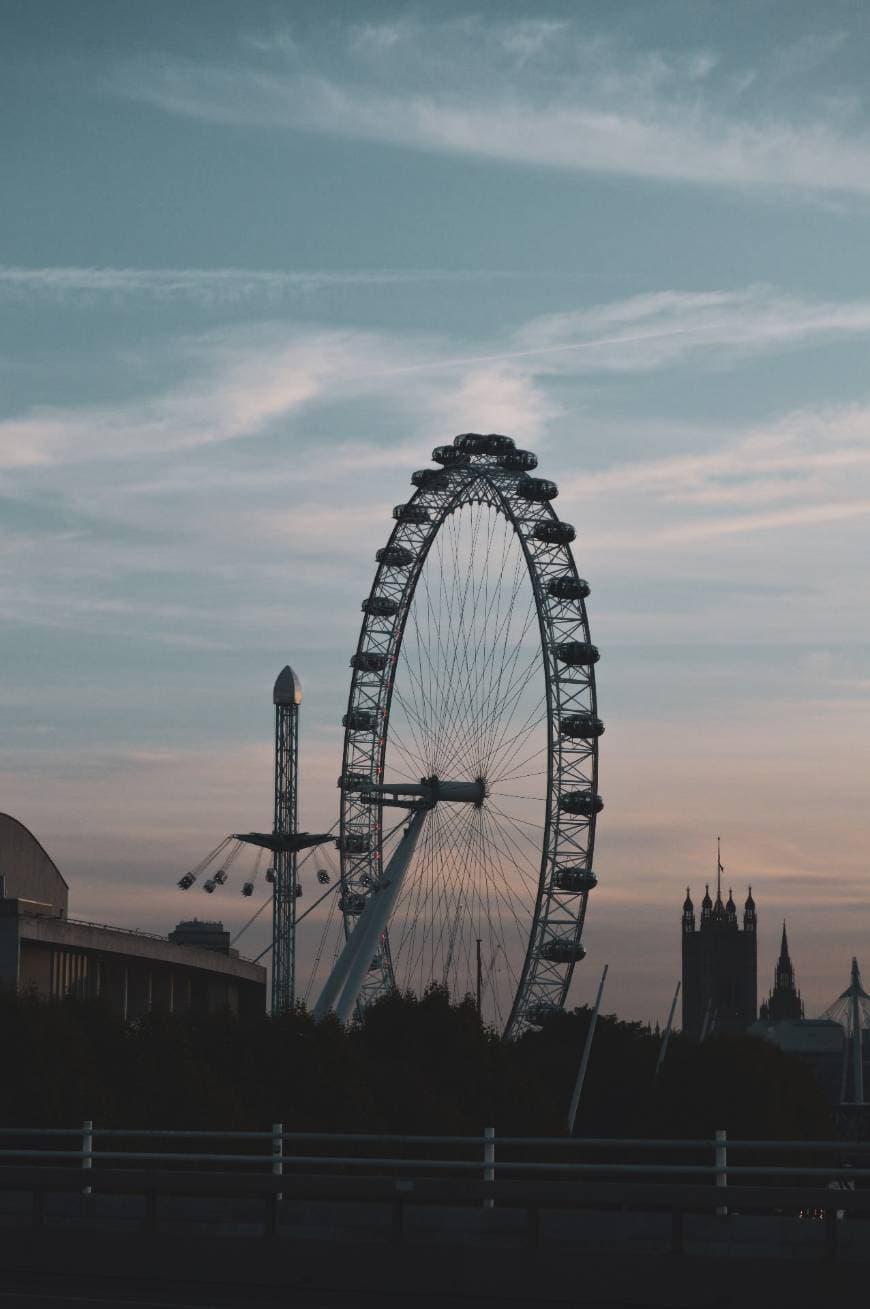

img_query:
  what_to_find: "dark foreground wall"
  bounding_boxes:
[0,1220,867,1309]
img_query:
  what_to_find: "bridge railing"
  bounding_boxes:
[2,1126,870,1255]
[1,1123,870,1187]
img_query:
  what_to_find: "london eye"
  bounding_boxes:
[330,433,603,1037]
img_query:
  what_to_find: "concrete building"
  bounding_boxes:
[0,813,266,1019]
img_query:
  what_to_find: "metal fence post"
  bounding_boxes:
[82,1119,93,1196]
[483,1126,495,1210]
[272,1122,283,1203]
[714,1129,727,1216]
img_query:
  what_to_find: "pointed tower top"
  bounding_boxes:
[683,887,693,911]
[702,883,712,909]
[840,957,870,1001]
[780,920,790,961]
[273,665,303,707]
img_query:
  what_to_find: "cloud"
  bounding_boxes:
[0,264,551,304]
[109,20,870,197]
[6,285,870,474]
[564,399,870,524]
[514,287,870,373]
[0,325,437,468]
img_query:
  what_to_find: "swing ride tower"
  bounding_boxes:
[271,665,302,1014]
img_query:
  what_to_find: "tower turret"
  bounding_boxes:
[743,886,756,932]
[682,887,695,933]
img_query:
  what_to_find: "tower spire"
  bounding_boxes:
[760,916,802,1022]
[716,835,723,905]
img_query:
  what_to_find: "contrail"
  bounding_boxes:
[371,325,699,376]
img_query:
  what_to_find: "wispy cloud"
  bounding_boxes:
[0,325,438,468]
[110,19,870,197]
[5,286,870,473]
[560,398,870,559]
[0,264,563,304]
[514,287,870,372]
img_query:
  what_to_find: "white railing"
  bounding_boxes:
[1,1124,870,1187]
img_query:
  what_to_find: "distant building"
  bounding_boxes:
[759,922,804,1021]
[0,812,266,1019]
[750,1017,845,1103]
[681,850,757,1038]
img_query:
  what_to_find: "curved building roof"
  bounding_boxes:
[0,812,68,915]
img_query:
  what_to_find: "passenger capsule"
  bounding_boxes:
[411,468,450,490]
[265,867,275,884]
[452,432,488,453]
[294,883,303,899]
[213,869,228,885]
[241,881,254,897]
[316,869,330,885]
[341,833,370,854]
[351,651,388,673]
[432,445,470,466]
[339,892,368,915]
[177,873,195,890]
[541,939,586,964]
[362,596,399,618]
[484,433,515,454]
[560,714,604,739]
[343,709,374,732]
[453,432,515,456]
[376,545,415,568]
[499,449,538,472]
[553,867,598,893]
[337,771,371,791]
[547,575,590,602]
[392,503,431,524]
[516,477,558,503]
[533,521,576,546]
[203,878,216,894]
[559,790,604,816]
[554,641,599,667]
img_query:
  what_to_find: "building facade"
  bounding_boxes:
[681,871,757,1038]
[0,812,266,1019]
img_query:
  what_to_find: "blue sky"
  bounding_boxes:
[3,1,870,1023]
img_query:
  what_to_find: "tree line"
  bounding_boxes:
[1,985,832,1138]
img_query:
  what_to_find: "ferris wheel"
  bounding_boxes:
[322,433,603,1037]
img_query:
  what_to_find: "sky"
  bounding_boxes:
[3,0,870,1026]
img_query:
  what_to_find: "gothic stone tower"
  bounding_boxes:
[759,921,804,1021]
[681,848,757,1038]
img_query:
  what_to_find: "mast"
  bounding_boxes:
[567,964,609,1133]
[654,980,681,1081]
[850,958,864,1105]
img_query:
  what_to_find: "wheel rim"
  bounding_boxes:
[338,435,602,1036]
